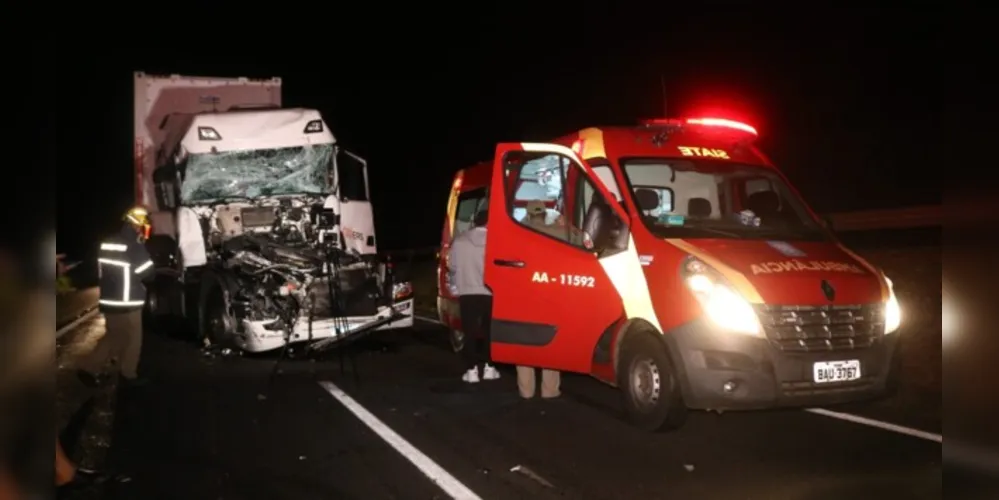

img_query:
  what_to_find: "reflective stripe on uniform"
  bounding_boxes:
[99,299,145,307]
[98,258,133,303]
[134,260,154,274]
[100,242,127,252]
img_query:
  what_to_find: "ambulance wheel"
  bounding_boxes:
[449,329,464,353]
[200,288,236,348]
[617,332,687,432]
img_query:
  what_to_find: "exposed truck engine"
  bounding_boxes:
[134,72,413,353]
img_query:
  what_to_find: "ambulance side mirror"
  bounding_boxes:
[588,209,629,256]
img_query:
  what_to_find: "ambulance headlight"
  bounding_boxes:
[681,257,761,336]
[884,275,902,334]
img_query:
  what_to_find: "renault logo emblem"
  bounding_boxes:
[821,279,836,302]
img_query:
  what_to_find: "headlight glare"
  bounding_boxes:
[682,258,761,336]
[884,276,901,334]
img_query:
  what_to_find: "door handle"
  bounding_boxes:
[494,259,526,268]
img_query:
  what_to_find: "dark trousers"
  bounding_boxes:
[459,294,493,371]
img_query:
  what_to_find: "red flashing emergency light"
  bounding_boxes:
[685,117,758,136]
[641,117,759,136]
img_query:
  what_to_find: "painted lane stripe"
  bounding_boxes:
[804,407,942,443]
[413,314,941,443]
[318,381,483,500]
[415,315,444,325]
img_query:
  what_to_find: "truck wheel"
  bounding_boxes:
[200,288,236,348]
[617,332,687,432]
[143,283,174,337]
[449,329,464,353]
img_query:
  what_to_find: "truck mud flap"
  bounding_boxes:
[306,311,410,353]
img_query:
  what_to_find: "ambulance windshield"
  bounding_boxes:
[181,144,334,203]
[621,159,827,241]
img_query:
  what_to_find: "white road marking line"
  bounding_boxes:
[805,407,942,443]
[318,381,483,500]
[414,314,942,444]
[415,315,443,325]
[57,308,100,338]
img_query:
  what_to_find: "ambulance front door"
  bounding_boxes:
[485,143,631,374]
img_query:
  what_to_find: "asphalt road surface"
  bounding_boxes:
[58,314,943,500]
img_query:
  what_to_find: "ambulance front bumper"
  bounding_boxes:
[662,317,901,411]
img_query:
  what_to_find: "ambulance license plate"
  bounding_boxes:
[812,360,861,383]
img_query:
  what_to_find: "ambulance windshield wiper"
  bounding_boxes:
[676,225,743,238]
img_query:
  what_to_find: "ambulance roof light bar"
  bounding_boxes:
[641,117,758,137]
[685,117,758,136]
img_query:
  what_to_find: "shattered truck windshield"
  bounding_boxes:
[181,144,334,203]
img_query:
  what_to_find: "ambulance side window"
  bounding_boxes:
[453,188,487,237]
[504,152,594,250]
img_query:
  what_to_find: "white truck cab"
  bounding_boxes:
[134,72,412,353]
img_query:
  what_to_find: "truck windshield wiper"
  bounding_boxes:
[205,195,255,206]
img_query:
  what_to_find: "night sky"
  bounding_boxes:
[56,9,940,257]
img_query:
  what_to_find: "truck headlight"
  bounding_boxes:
[681,257,761,336]
[884,276,902,334]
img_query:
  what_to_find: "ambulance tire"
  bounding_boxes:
[618,332,688,432]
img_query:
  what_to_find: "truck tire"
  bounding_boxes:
[200,287,236,348]
[617,331,687,432]
[143,281,178,338]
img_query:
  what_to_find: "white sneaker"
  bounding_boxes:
[482,364,500,380]
[462,368,480,383]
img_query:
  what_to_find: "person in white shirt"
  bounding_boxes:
[447,209,500,383]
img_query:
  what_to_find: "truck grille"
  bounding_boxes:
[754,304,885,353]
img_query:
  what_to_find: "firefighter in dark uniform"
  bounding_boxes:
[77,206,156,389]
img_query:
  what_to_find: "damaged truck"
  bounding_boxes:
[134,72,414,354]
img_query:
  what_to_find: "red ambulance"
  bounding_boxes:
[437,117,903,431]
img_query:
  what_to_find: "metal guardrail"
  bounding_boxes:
[827,205,941,232]
[53,205,940,333]
[56,287,101,338]
[381,205,944,259]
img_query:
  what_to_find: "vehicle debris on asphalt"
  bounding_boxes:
[510,464,555,488]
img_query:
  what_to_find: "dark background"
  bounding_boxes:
[56,9,940,257]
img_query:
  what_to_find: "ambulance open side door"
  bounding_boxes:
[485,143,632,374]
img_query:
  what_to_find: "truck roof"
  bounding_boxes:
[134,72,284,207]
[164,107,336,155]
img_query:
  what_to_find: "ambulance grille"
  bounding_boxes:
[754,304,885,353]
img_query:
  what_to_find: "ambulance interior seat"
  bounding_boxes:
[583,191,626,251]
[634,188,661,226]
[746,191,782,225]
[688,197,713,218]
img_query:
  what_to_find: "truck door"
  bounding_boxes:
[485,143,632,373]
[337,149,377,255]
